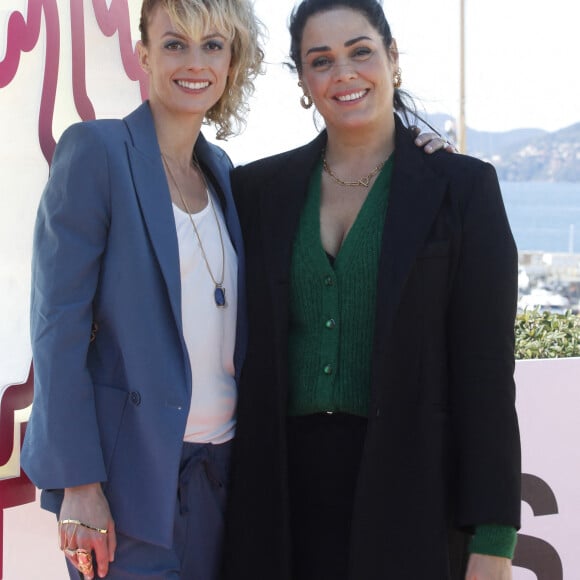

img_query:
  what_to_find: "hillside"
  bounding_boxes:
[422,113,580,182]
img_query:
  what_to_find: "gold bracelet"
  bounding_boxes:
[59,519,108,534]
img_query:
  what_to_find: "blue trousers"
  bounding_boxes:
[66,440,231,580]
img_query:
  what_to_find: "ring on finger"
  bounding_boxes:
[78,558,93,567]
[78,561,94,575]
[62,547,92,562]
[76,550,93,574]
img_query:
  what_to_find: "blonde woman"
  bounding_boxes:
[21,0,262,577]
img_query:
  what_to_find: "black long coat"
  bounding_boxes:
[222,117,521,580]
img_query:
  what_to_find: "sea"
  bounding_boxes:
[500,181,580,253]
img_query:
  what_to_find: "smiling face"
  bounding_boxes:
[299,7,398,135]
[137,5,232,121]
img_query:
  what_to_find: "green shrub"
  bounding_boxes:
[515,309,580,359]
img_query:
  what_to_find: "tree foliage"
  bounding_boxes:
[515,310,580,359]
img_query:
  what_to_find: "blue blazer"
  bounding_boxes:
[21,102,247,548]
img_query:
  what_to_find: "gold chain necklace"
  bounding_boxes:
[322,151,387,188]
[161,153,227,308]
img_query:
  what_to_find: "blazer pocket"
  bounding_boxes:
[93,384,129,476]
[417,239,450,259]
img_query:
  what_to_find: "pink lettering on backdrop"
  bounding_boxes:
[0,0,148,163]
[0,365,35,579]
[0,2,146,573]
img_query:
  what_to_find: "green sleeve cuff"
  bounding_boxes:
[468,524,517,559]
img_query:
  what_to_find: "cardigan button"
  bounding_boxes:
[323,275,334,286]
[323,364,333,375]
[325,318,336,329]
[130,391,141,406]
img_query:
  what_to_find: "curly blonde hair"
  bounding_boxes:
[140,0,265,139]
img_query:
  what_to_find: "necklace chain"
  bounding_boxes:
[322,151,387,188]
[161,153,226,306]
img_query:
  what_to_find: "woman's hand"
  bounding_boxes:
[412,126,457,154]
[59,483,117,579]
[465,553,512,580]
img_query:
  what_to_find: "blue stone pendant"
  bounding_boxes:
[214,286,226,308]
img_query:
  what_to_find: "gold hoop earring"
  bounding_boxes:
[393,67,402,89]
[300,94,313,109]
[298,81,313,109]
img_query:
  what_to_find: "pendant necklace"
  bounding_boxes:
[162,153,227,308]
[322,150,387,188]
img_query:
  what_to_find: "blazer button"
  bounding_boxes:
[130,391,141,406]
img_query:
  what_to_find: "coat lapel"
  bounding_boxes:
[260,133,327,287]
[255,120,449,395]
[258,120,448,342]
[123,103,183,334]
[256,134,327,399]
[374,117,449,342]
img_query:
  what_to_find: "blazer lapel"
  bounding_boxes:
[195,136,248,381]
[375,117,449,340]
[194,136,243,258]
[123,103,183,334]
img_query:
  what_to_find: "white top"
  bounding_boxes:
[173,188,238,444]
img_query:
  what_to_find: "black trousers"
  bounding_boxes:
[287,413,367,580]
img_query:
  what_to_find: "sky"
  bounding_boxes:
[219,0,579,161]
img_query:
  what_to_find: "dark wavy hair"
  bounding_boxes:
[289,0,425,128]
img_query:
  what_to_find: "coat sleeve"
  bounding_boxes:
[447,161,521,530]
[21,122,112,489]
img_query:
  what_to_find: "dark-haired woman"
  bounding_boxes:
[223,1,520,579]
